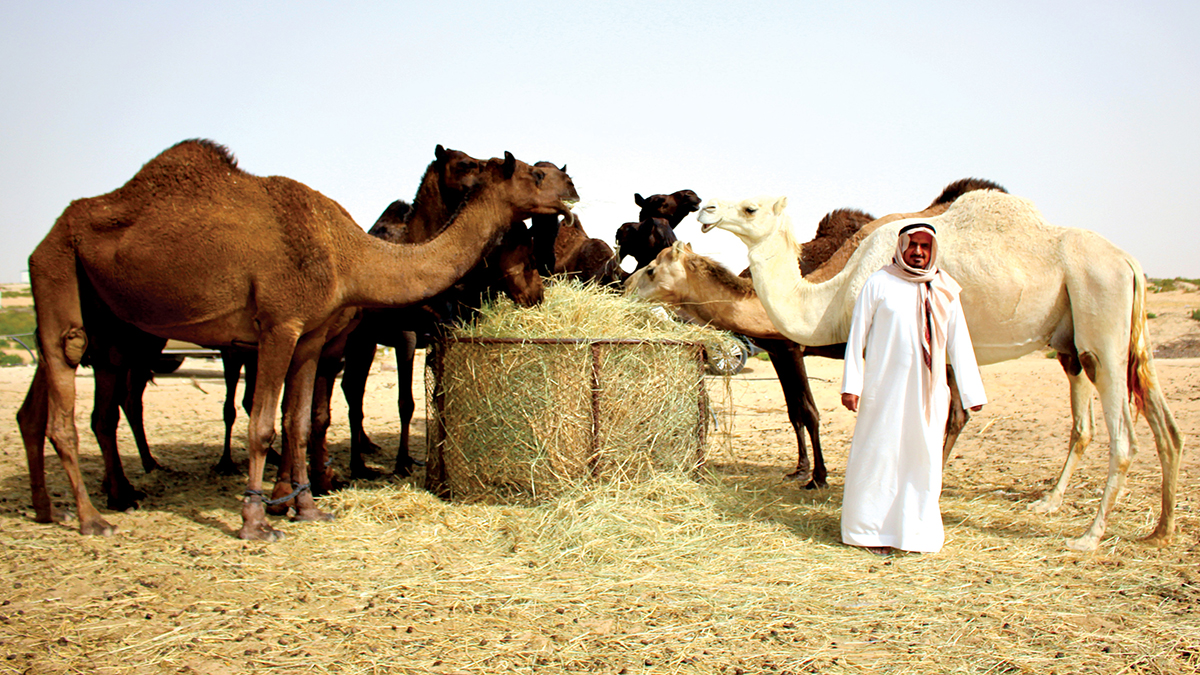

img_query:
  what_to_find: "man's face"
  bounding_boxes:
[902,231,934,269]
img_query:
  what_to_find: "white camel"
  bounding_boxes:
[698,189,1184,551]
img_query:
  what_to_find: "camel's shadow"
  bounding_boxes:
[0,429,421,537]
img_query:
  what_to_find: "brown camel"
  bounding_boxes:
[338,148,566,480]
[635,189,702,228]
[615,216,677,271]
[628,179,1006,486]
[16,139,576,541]
[546,210,627,286]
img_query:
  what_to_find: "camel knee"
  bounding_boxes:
[1078,351,1099,385]
[247,422,276,457]
[60,327,88,367]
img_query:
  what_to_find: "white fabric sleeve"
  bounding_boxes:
[841,277,876,396]
[946,300,987,408]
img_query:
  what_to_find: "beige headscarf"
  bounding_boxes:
[884,223,961,422]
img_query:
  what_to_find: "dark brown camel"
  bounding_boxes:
[629,179,1007,487]
[334,149,571,482]
[615,216,677,271]
[16,139,576,540]
[545,211,627,286]
[635,189,702,228]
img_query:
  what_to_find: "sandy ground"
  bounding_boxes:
[0,290,1196,673]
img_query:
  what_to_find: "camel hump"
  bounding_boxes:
[146,139,242,174]
[814,208,875,239]
[928,177,1007,209]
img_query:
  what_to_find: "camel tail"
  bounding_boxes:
[1126,264,1153,417]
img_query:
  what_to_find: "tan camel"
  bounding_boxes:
[17,139,576,541]
[699,189,1185,551]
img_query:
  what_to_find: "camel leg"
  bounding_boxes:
[122,364,161,474]
[1029,353,1094,515]
[17,365,56,524]
[341,327,380,477]
[1065,347,1137,552]
[21,242,113,535]
[941,366,970,466]
[1138,368,1185,547]
[764,340,825,488]
[215,348,245,475]
[238,329,300,541]
[91,362,145,511]
[304,353,346,494]
[393,331,421,477]
[275,328,336,524]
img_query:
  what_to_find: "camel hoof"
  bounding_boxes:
[79,517,117,536]
[351,464,384,481]
[238,523,285,542]
[1065,534,1100,552]
[212,459,241,476]
[141,459,162,474]
[1027,497,1059,514]
[1140,531,1173,548]
[292,507,335,523]
[312,470,344,496]
[393,456,426,479]
[105,486,146,512]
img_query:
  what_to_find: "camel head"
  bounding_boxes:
[479,153,579,218]
[625,241,694,303]
[434,145,487,205]
[635,189,702,228]
[697,196,789,246]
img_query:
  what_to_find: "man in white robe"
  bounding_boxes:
[840,223,987,554]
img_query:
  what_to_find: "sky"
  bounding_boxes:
[2,0,1198,285]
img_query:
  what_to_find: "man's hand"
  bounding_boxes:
[841,393,859,412]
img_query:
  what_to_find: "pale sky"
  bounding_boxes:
[3,0,1198,284]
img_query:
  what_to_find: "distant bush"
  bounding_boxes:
[0,353,26,367]
[1149,277,1200,293]
[1190,309,1200,322]
[0,308,35,336]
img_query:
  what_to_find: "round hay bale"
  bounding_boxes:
[424,281,737,503]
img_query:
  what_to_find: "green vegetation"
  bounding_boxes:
[0,354,25,367]
[1190,309,1200,322]
[1148,277,1200,293]
[0,308,35,337]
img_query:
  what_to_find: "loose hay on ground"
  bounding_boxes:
[1,291,1197,674]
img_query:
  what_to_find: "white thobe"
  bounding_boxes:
[840,269,987,553]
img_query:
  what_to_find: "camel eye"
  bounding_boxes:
[646,266,655,278]
[745,206,757,215]
[532,169,545,186]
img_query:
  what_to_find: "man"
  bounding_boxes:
[839,223,986,554]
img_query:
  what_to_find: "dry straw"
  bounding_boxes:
[423,280,739,503]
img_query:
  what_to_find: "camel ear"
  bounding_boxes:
[684,242,693,253]
[634,193,646,207]
[503,151,516,179]
[772,196,789,215]
[559,164,567,173]
[435,144,446,160]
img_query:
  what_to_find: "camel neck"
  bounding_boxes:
[405,172,457,242]
[342,189,512,309]
[744,229,864,346]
